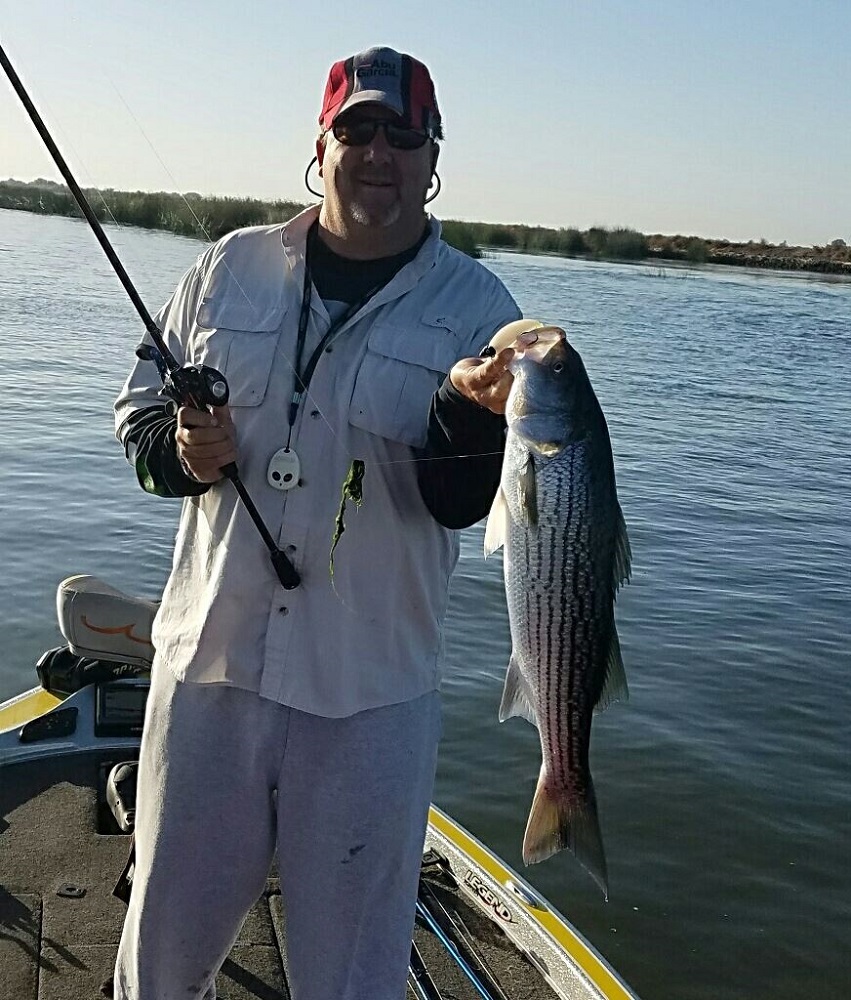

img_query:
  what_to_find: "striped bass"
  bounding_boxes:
[485,326,631,897]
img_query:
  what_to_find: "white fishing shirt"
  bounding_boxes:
[115,206,520,717]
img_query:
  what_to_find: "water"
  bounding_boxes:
[1,208,849,1000]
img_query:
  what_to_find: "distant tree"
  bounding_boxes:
[604,228,647,259]
[584,227,609,255]
[557,228,586,255]
[440,220,481,258]
[830,238,847,248]
[686,238,708,263]
[485,225,517,248]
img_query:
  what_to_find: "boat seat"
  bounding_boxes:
[36,645,149,695]
[56,574,157,667]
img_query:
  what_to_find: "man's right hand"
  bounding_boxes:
[175,404,237,482]
[449,330,540,415]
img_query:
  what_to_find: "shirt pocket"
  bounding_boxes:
[349,314,464,448]
[190,304,287,408]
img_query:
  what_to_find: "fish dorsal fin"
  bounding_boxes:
[518,452,538,528]
[484,486,508,556]
[498,654,538,727]
[612,504,632,591]
[595,626,629,711]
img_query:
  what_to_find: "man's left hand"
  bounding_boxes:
[449,331,539,414]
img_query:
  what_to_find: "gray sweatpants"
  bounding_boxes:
[113,664,441,1000]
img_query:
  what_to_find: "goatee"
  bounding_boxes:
[349,201,402,228]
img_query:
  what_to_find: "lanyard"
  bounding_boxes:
[287,228,383,437]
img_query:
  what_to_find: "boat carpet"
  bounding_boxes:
[1,749,559,1000]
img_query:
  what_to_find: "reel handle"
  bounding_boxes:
[163,364,229,409]
[137,354,302,590]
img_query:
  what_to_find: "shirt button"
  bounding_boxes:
[286,544,297,554]
[310,410,320,418]
[325,346,333,353]
[278,606,289,615]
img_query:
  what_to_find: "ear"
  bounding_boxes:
[315,135,326,175]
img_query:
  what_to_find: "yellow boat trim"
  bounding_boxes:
[0,686,63,733]
[427,806,633,1000]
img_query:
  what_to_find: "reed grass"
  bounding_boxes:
[3,179,849,273]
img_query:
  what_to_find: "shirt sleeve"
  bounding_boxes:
[114,253,211,498]
[121,405,211,498]
[417,377,506,529]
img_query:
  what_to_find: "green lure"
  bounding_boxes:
[330,459,365,580]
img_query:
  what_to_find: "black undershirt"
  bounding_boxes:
[307,222,429,308]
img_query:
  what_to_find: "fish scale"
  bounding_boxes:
[485,327,631,897]
[508,440,607,800]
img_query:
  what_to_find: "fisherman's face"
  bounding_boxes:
[317,104,438,234]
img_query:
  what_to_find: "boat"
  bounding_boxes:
[1,575,639,1000]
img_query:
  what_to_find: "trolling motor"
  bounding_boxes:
[1,41,300,590]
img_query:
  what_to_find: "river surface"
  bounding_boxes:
[1,208,849,1000]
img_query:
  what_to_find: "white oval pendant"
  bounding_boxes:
[267,447,301,491]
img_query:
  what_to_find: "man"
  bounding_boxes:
[113,46,534,1000]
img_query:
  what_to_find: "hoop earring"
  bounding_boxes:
[425,171,441,205]
[304,156,323,199]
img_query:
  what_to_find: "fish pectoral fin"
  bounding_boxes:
[518,452,538,528]
[522,771,609,899]
[484,487,509,556]
[612,503,632,591]
[498,655,538,727]
[595,626,629,711]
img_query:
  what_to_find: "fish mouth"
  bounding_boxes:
[509,326,566,368]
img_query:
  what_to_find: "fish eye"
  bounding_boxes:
[552,362,565,373]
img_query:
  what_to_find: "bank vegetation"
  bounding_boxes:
[2,178,848,275]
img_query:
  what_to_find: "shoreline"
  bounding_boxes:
[2,179,848,278]
[482,246,851,285]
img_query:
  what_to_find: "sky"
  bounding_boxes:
[1,0,849,247]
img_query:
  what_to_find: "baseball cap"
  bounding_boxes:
[319,46,442,137]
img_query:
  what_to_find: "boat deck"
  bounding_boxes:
[1,748,561,1000]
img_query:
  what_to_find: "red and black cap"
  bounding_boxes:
[319,46,442,137]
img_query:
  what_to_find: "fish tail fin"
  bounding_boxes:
[522,772,609,899]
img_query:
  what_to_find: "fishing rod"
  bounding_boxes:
[0,41,300,590]
[408,939,444,1000]
[415,892,496,1000]
[419,879,510,1000]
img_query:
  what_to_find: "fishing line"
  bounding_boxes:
[99,70,361,453]
[0,40,300,590]
[371,450,505,468]
[3,41,508,603]
[4,45,124,233]
[31,57,506,480]
[99,74,503,469]
[105,76,215,246]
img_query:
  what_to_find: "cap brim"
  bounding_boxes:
[334,90,405,121]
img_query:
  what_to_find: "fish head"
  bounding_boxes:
[507,327,598,457]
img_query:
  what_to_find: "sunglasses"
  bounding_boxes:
[331,117,432,151]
